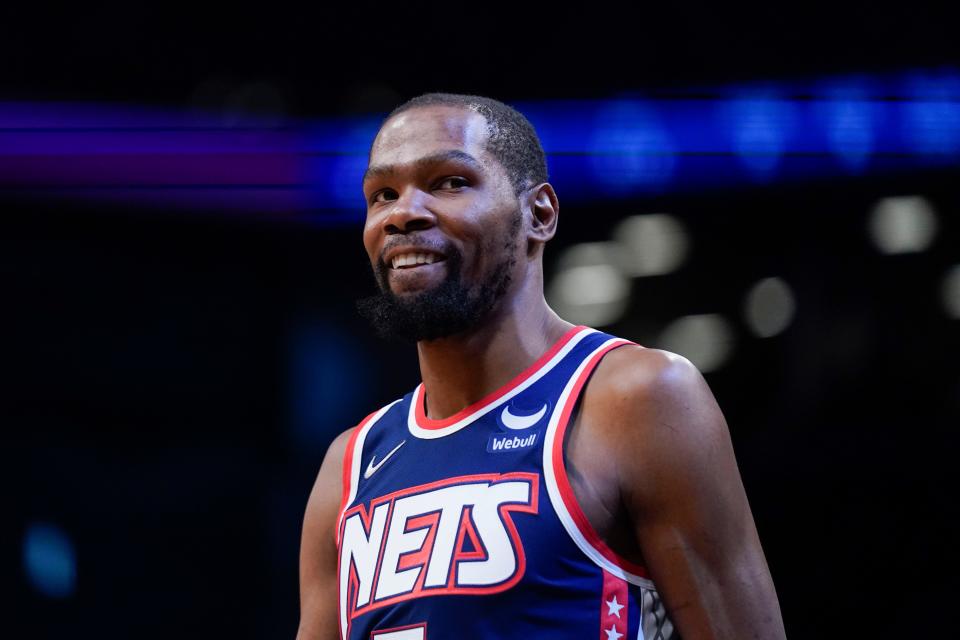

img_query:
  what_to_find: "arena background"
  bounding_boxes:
[5,3,958,637]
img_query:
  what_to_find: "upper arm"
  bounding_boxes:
[604,348,786,639]
[297,427,355,640]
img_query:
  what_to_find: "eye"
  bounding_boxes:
[370,189,397,205]
[436,177,469,190]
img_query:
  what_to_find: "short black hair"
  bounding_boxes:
[380,92,548,196]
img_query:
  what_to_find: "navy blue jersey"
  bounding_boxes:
[336,325,679,639]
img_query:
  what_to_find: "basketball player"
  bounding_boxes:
[297,93,786,639]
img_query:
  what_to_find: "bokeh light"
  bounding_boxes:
[23,522,77,599]
[611,214,689,277]
[744,277,797,338]
[589,100,676,194]
[547,243,631,327]
[867,195,938,254]
[941,264,960,319]
[655,313,735,373]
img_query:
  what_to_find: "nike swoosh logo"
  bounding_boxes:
[364,440,406,479]
[500,403,548,430]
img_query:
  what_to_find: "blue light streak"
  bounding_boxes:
[1,67,957,224]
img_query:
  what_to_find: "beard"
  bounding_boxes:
[355,211,520,343]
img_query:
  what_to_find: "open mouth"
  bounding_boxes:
[389,252,448,270]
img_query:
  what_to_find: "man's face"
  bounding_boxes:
[356,105,524,342]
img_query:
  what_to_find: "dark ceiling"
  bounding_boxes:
[3,3,957,113]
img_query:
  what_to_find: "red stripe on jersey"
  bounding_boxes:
[600,570,629,640]
[336,409,379,545]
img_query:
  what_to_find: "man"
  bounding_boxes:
[297,93,786,639]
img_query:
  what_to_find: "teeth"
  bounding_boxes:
[391,252,439,269]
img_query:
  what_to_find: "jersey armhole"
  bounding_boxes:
[543,338,655,584]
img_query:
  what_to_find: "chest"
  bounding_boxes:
[338,401,569,627]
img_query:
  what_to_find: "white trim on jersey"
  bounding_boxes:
[541,338,658,589]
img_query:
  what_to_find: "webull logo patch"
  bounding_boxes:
[487,432,538,453]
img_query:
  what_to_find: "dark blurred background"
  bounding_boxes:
[4,3,959,638]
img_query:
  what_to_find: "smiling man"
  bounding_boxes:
[297,93,786,640]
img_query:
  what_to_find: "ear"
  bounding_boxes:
[525,182,559,255]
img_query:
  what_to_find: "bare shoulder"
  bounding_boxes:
[582,343,734,508]
[585,343,721,439]
[303,425,357,537]
[304,425,358,521]
[323,426,357,478]
[589,343,700,393]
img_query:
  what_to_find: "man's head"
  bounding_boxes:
[355,93,557,343]
[381,93,548,197]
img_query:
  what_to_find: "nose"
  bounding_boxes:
[381,187,436,234]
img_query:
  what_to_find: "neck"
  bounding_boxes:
[415,275,575,421]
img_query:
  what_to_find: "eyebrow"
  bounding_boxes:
[362,149,484,185]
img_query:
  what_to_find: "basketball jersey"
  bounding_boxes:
[335,325,680,639]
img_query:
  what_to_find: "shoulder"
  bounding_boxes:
[585,342,714,425]
[320,402,395,481]
[327,424,358,466]
[306,425,358,513]
[592,342,697,387]
[582,343,732,497]
[308,399,399,512]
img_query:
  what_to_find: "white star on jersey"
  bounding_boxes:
[605,594,625,618]
[604,624,624,640]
